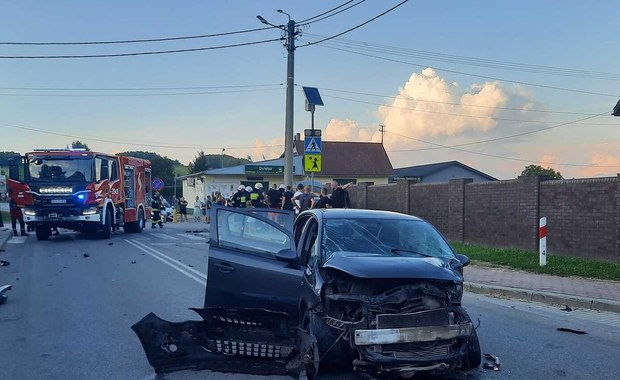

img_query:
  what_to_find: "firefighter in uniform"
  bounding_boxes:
[8,189,29,237]
[250,183,265,208]
[231,185,248,208]
[151,192,163,228]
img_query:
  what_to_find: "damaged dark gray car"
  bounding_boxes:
[132,208,481,378]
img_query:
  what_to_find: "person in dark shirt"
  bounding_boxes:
[281,185,295,211]
[312,187,332,209]
[330,181,354,209]
[267,184,281,209]
[8,189,29,236]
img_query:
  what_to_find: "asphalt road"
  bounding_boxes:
[1,223,619,380]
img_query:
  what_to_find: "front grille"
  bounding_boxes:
[376,308,450,329]
[209,340,293,358]
[383,343,451,360]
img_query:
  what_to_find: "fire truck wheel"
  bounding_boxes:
[99,208,112,239]
[136,208,144,233]
[35,226,51,241]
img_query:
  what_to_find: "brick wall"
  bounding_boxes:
[347,175,620,262]
[540,177,618,261]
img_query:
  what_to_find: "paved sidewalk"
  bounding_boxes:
[465,265,620,313]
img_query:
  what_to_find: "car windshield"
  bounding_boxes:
[322,218,455,261]
[28,157,93,183]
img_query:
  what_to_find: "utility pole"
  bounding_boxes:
[283,18,296,188]
[258,11,297,188]
[379,124,385,144]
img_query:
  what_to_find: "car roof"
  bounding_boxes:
[306,208,423,222]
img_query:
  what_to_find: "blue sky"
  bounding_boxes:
[1,0,619,179]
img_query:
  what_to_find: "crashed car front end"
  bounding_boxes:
[313,274,478,377]
[131,308,317,378]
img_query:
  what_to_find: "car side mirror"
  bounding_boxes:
[275,248,298,263]
[455,253,471,267]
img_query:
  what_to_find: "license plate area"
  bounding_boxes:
[51,199,67,204]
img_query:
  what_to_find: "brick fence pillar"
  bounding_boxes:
[447,178,473,242]
[350,182,370,209]
[517,175,542,251]
[396,180,418,214]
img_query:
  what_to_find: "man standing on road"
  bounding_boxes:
[8,189,29,237]
[267,184,281,209]
[151,192,163,228]
[312,187,332,209]
[330,181,353,209]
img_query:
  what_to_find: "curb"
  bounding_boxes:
[465,282,620,314]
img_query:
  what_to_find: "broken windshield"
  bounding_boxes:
[28,157,93,183]
[322,218,455,261]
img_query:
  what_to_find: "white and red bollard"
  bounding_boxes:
[539,217,547,266]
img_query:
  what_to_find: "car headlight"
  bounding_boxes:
[82,207,98,215]
[23,208,36,216]
[446,283,463,303]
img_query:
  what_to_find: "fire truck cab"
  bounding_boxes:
[8,149,152,240]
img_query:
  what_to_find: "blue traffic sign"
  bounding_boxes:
[152,178,164,191]
[304,137,322,154]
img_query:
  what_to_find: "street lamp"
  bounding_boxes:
[221,148,226,168]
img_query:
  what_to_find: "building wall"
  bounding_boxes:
[348,176,619,262]
[424,167,493,183]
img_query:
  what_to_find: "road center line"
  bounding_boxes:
[128,239,208,279]
[125,239,206,286]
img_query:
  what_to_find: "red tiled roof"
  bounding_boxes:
[293,140,393,176]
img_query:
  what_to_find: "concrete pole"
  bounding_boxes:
[283,19,296,188]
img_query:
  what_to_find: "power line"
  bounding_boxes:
[385,112,609,153]
[0,87,284,97]
[298,0,409,48]
[2,125,285,150]
[384,130,620,168]
[318,86,600,116]
[0,27,273,45]
[0,38,282,59]
[305,42,620,98]
[0,83,282,91]
[305,34,620,80]
[321,93,618,125]
[299,0,367,25]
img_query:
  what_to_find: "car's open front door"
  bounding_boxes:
[131,206,317,379]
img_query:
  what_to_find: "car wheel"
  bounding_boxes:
[300,310,319,380]
[459,308,481,370]
[35,226,50,241]
[99,208,112,239]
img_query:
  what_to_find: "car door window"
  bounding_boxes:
[217,209,291,258]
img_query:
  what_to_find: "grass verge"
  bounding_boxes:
[451,241,620,282]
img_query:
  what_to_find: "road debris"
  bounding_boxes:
[0,260,10,267]
[83,253,90,258]
[483,353,501,371]
[557,327,587,335]
[0,284,12,304]
[131,260,137,264]
[560,305,572,312]
[108,242,113,246]
[188,264,194,268]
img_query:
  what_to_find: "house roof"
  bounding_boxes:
[393,161,497,181]
[293,140,393,176]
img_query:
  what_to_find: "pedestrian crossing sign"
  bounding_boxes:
[304,137,322,153]
[304,154,322,172]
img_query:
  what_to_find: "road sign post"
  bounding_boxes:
[539,217,547,266]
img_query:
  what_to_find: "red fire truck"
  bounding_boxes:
[7,149,152,240]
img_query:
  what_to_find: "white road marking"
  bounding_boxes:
[149,243,177,246]
[151,233,179,240]
[178,233,205,241]
[125,239,207,286]
[7,237,27,244]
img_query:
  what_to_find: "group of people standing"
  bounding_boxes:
[227,180,353,215]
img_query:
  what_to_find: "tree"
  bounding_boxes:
[188,151,210,173]
[70,140,90,151]
[188,151,251,173]
[520,165,563,180]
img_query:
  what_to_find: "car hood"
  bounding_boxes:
[322,251,463,282]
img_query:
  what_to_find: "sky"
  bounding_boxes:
[0,0,619,179]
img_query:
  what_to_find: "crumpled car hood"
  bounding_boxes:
[322,251,463,282]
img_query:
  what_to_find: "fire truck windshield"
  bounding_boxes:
[28,157,93,183]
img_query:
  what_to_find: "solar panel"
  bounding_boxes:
[302,87,324,106]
